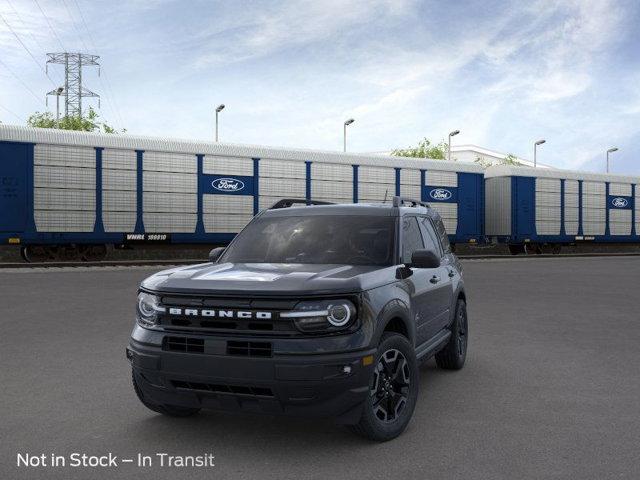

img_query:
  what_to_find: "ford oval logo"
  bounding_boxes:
[612,197,628,208]
[212,178,244,192]
[429,188,452,201]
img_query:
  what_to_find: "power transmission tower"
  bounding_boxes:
[46,53,100,118]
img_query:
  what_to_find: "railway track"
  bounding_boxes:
[2,252,640,269]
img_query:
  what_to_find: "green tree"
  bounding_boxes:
[27,107,124,133]
[391,138,449,160]
[474,153,523,169]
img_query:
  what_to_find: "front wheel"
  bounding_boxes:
[435,299,468,370]
[351,333,419,441]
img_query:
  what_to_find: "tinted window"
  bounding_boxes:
[433,216,451,253]
[419,217,442,256]
[221,215,396,266]
[401,217,424,264]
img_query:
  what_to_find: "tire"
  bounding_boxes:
[132,370,200,417]
[351,333,419,441]
[435,299,468,370]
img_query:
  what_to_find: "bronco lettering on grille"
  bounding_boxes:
[168,308,272,319]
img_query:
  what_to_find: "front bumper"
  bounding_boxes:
[128,328,376,424]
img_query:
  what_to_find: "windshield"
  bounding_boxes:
[220,215,396,266]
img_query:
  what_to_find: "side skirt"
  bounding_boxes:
[415,330,452,361]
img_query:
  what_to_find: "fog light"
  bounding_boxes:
[342,365,352,374]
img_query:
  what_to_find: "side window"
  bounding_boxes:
[419,217,443,257]
[429,215,451,253]
[401,217,425,264]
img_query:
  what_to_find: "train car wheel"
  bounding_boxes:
[552,244,562,255]
[508,244,524,255]
[79,244,107,262]
[523,243,542,255]
[22,245,49,263]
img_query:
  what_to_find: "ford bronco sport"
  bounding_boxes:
[127,196,468,441]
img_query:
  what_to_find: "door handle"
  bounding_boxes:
[448,269,455,278]
[430,275,440,284]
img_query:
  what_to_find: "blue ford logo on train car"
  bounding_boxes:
[211,178,245,192]
[611,197,629,208]
[429,188,452,201]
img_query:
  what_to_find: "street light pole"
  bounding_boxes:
[55,87,64,127]
[448,130,460,161]
[606,147,618,173]
[215,104,225,142]
[343,118,355,152]
[534,139,546,167]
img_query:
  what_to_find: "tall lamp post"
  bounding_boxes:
[448,129,460,161]
[343,118,355,152]
[534,139,546,167]
[215,104,225,142]
[606,147,618,173]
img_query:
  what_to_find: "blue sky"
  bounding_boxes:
[1,0,639,174]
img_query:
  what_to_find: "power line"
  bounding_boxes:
[0,12,58,88]
[33,0,67,52]
[5,0,65,86]
[60,0,90,52]
[69,0,125,128]
[0,57,46,105]
[0,103,24,122]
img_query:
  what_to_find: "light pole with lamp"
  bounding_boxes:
[448,130,460,161]
[343,118,355,152]
[534,139,546,167]
[606,147,618,173]
[215,104,225,142]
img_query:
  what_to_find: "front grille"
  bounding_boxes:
[163,336,204,353]
[158,296,300,336]
[171,380,274,397]
[226,341,272,357]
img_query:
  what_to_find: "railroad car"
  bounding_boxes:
[0,125,485,262]
[485,165,640,254]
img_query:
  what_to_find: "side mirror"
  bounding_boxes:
[208,247,225,263]
[410,249,440,269]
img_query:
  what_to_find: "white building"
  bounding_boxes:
[450,144,552,169]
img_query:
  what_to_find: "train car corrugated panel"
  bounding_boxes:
[430,203,458,234]
[143,151,197,173]
[259,159,306,178]
[357,181,396,202]
[143,171,196,193]
[203,194,253,233]
[484,177,511,236]
[425,170,457,188]
[609,183,632,196]
[144,192,197,213]
[33,144,96,232]
[143,213,197,233]
[260,177,306,197]
[610,209,632,235]
[203,156,254,176]
[564,180,579,235]
[310,163,353,182]
[311,180,353,199]
[399,169,421,199]
[102,149,137,232]
[358,166,396,184]
[535,178,561,235]
[581,181,606,235]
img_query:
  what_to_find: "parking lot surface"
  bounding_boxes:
[1,257,639,480]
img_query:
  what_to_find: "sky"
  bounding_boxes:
[1,0,639,174]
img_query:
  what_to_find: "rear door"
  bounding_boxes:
[0,142,28,232]
[418,216,454,332]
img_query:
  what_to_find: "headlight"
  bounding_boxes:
[282,299,356,333]
[136,292,164,327]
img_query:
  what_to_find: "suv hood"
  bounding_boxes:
[141,262,397,296]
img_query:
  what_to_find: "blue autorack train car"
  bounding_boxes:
[0,125,485,261]
[485,165,640,254]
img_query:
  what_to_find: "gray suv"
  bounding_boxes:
[127,196,469,441]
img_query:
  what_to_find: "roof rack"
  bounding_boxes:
[269,198,334,210]
[392,196,430,208]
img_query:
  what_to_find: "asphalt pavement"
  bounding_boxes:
[1,257,639,480]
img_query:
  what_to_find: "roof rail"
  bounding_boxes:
[269,198,334,210]
[392,196,430,208]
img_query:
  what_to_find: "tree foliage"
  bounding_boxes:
[391,138,449,160]
[474,153,523,169]
[27,107,124,134]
